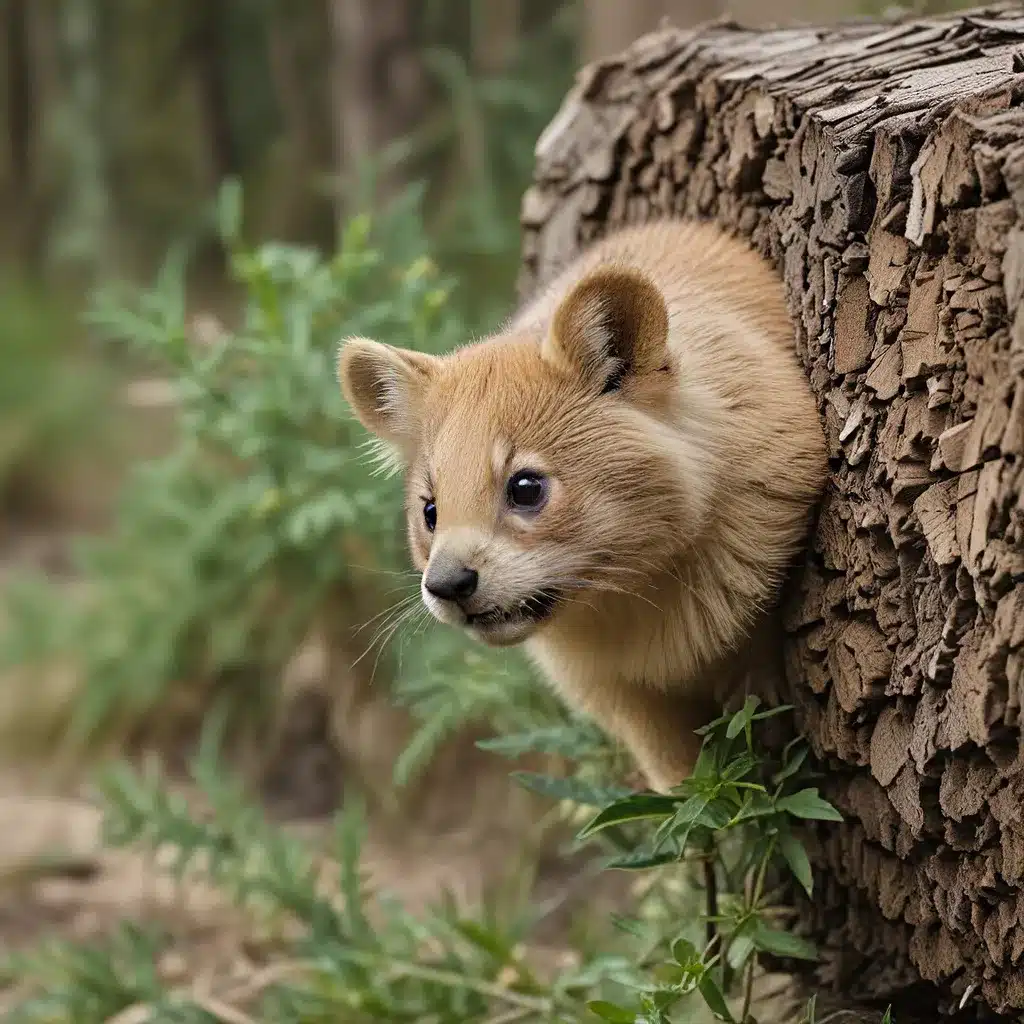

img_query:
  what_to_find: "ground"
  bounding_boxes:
[0,527,632,1018]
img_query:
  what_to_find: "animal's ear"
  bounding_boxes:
[337,337,438,458]
[542,267,669,393]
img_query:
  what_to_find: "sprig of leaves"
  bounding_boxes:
[501,697,844,1023]
[0,179,544,764]
[2,694,862,1024]
[2,715,647,1023]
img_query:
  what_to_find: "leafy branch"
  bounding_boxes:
[504,698,844,1024]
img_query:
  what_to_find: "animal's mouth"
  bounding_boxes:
[465,589,561,629]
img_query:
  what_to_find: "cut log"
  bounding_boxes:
[518,5,1024,1019]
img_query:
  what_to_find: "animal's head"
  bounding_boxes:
[337,266,709,647]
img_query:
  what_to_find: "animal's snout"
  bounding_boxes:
[424,560,479,604]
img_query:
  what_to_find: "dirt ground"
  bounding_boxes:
[0,526,629,1019]
[0,531,821,1024]
[0,755,626,1012]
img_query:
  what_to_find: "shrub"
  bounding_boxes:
[0,276,116,526]
[0,181,539,763]
[1,698,871,1023]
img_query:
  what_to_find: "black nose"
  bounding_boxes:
[425,564,478,603]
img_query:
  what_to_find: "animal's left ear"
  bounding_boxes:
[542,267,669,394]
[337,337,439,463]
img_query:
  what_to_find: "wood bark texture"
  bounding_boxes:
[518,5,1024,1018]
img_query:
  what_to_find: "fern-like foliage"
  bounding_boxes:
[0,700,863,1024]
[0,181,544,761]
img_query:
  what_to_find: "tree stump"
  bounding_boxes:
[518,5,1024,1018]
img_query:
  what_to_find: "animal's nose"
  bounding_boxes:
[425,563,479,603]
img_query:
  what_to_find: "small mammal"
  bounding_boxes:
[337,220,827,792]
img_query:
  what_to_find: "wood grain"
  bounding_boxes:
[518,5,1024,1018]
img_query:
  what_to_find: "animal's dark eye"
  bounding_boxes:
[506,471,547,511]
[423,501,437,532]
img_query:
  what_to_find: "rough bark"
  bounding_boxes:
[518,5,1024,1018]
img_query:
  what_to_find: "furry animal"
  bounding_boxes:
[337,220,827,792]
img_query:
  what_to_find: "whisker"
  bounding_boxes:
[354,600,422,667]
[347,564,422,579]
[355,592,422,634]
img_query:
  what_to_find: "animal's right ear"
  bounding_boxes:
[542,267,669,394]
[337,337,438,458]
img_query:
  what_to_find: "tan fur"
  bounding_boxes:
[337,220,827,793]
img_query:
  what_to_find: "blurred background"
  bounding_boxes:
[0,0,968,1017]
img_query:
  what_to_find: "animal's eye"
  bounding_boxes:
[423,500,437,532]
[506,471,548,512]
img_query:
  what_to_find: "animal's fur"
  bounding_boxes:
[337,220,827,792]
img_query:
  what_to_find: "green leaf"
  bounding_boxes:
[578,794,680,838]
[731,791,777,823]
[673,793,712,826]
[751,703,794,721]
[453,918,513,963]
[604,848,680,871]
[777,828,814,896]
[726,921,757,971]
[651,812,695,857]
[752,921,818,961]
[772,744,810,786]
[696,797,735,829]
[588,999,636,1022]
[698,973,736,1022]
[726,696,761,738]
[776,788,843,822]
[721,753,762,784]
[694,711,732,737]
[510,771,631,807]
[670,937,698,967]
[689,740,722,779]
[881,1008,893,1023]
[476,725,600,759]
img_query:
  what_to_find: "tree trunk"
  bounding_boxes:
[3,0,37,265]
[49,0,113,281]
[471,0,520,77]
[519,6,1024,1019]
[325,0,423,222]
[186,0,239,187]
[5,0,33,199]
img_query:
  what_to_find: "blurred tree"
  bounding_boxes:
[262,1,334,245]
[183,0,239,188]
[4,0,33,207]
[49,0,113,282]
[472,0,521,74]
[3,0,51,270]
[327,0,424,221]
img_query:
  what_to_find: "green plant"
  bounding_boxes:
[1,696,861,1024]
[0,179,534,758]
[1,710,643,1023]
[494,698,843,1024]
[0,275,115,522]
